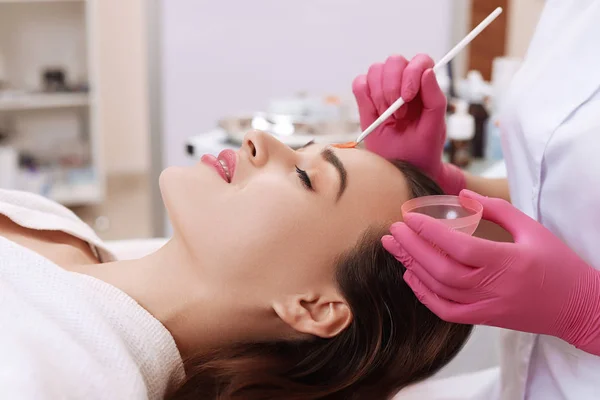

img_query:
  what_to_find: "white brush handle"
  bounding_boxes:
[356,7,503,145]
[356,97,406,143]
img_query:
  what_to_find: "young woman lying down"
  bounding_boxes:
[0,130,471,400]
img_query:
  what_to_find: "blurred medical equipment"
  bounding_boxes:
[219,94,360,148]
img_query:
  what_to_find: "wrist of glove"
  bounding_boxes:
[556,267,600,354]
[435,162,466,196]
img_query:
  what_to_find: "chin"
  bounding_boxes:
[159,165,220,223]
[159,167,194,236]
[159,165,202,188]
[159,166,195,208]
[158,166,180,195]
[158,168,176,215]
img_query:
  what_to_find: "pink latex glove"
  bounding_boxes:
[384,189,600,355]
[352,54,465,195]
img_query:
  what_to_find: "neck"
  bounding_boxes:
[74,238,276,359]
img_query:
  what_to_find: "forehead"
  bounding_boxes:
[303,144,411,229]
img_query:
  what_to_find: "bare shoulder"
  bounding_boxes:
[0,214,100,271]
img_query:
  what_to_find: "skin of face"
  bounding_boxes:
[157,130,412,346]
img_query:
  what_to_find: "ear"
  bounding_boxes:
[272,292,353,339]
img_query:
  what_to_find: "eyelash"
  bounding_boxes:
[295,166,313,190]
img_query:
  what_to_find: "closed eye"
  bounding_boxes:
[295,166,313,190]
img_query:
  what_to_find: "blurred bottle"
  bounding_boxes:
[458,71,491,159]
[447,100,475,168]
[485,116,504,161]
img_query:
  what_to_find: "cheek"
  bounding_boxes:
[194,178,338,277]
[225,180,315,243]
[168,172,308,245]
[223,183,345,283]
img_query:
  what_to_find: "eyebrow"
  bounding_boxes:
[321,148,347,201]
[298,141,348,200]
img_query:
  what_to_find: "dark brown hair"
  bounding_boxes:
[170,160,473,400]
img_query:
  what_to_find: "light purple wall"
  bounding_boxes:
[161,0,454,168]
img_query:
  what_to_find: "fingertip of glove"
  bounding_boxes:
[403,212,423,227]
[389,222,406,236]
[352,74,367,92]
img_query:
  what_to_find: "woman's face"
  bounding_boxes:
[159,131,411,330]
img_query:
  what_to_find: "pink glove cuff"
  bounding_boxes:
[437,162,467,196]
[558,268,600,354]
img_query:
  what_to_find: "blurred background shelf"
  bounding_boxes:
[0,0,104,208]
[48,180,101,206]
[0,92,89,111]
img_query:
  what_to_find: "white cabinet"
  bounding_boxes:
[0,0,103,206]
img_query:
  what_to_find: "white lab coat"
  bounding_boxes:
[395,1,600,399]
[497,0,600,398]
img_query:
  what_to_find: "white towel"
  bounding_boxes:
[0,189,185,399]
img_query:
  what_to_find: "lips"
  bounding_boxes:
[201,149,237,183]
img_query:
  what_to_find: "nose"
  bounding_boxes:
[242,130,295,168]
